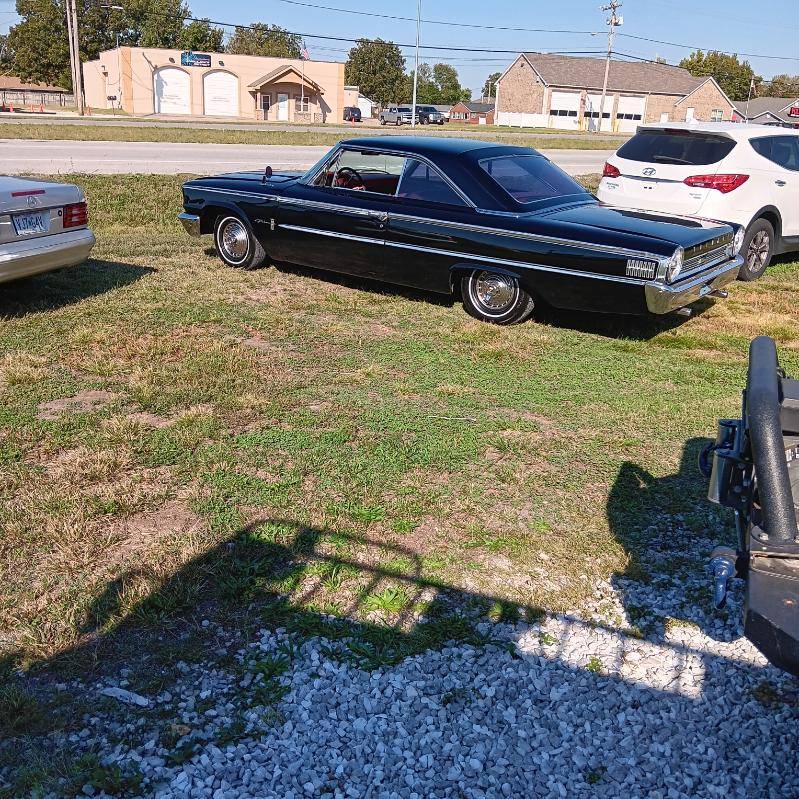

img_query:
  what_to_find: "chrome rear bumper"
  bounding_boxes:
[0,227,95,285]
[645,254,743,315]
[178,212,201,237]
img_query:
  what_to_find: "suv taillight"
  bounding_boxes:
[684,174,749,193]
[603,162,621,178]
[63,201,88,228]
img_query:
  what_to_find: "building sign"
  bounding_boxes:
[789,104,799,118]
[180,52,211,68]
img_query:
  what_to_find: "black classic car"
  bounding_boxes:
[179,137,745,324]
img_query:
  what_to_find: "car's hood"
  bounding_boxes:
[539,201,732,254]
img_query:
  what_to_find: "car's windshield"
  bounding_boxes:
[478,154,589,206]
[398,107,412,113]
[617,129,736,165]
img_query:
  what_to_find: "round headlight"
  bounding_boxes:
[666,247,684,282]
[733,225,745,254]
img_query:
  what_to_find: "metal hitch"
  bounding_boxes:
[709,546,737,609]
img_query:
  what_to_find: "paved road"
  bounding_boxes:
[3,139,612,176]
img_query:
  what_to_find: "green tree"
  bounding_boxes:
[177,18,224,52]
[5,0,189,90]
[406,62,439,103]
[5,1,70,88]
[678,50,758,102]
[345,38,406,106]
[760,74,799,98]
[481,71,501,99]
[226,23,301,58]
[432,63,470,105]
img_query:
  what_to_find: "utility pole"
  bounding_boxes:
[66,0,85,116]
[411,0,421,128]
[596,0,622,134]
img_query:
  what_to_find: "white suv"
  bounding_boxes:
[597,122,799,280]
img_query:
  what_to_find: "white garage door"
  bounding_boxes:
[549,91,580,130]
[203,71,239,117]
[153,67,190,115]
[584,93,611,131]
[616,95,646,133]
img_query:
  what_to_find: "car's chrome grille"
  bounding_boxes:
[626,258,658,279]
[682,233,733,276]
[683,244,730,276]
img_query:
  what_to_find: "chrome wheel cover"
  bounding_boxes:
[746,230,770,271]
[470,271,518,315]
[219,218,249,263]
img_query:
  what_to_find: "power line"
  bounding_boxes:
[273,0,600,36]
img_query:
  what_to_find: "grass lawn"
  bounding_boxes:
[0,173,798,791]
[0,122,625,150]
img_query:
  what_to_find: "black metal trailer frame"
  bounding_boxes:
[706,336,799,675]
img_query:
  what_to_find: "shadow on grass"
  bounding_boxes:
[1,506,789,796]
[607,437,732,640]
[0,259,153,319]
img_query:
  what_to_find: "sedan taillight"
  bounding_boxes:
[63,201,88,228]
[602,161,621,178]
[684,174,749,193]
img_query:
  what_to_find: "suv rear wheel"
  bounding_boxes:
[739,218,774,281]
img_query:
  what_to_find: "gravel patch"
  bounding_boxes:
[5,519,798,798]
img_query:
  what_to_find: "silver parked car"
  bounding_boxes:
[0,176,95,285]
[379,106,418,126]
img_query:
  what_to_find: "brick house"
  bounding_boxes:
[732,96,799,128]
[496,53,735,132]
[450,101,495,125]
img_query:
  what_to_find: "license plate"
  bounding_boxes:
[12,210,49,236]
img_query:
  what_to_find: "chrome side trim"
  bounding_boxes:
[186,186,273,201]
[280,224,384,247]
[190,184,671,262]
[279,223,647,286]
[278,196,378,218]
[388,211,664,260]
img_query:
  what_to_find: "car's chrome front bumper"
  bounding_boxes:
[0,227,96,285]
[179,212,202,237]
[645,254,743,315]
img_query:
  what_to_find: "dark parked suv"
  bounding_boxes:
[343,106,362,122]
[416,106,445,125]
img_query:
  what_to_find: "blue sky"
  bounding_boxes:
[2,0,798,95]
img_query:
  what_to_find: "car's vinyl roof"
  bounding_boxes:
[341,136,536,158]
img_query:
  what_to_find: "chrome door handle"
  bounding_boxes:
[775,180,787,186]
[369,211,389,227]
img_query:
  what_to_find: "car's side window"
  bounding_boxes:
[394,158,467,206]
[751,135,799,171]
[314,149,406,194]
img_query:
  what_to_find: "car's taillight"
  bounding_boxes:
[602,161,621,178]
[63,201,88,228]
[683,174,749,193]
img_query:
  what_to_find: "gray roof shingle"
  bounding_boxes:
[732,96,799,121]
[522,53,705,96]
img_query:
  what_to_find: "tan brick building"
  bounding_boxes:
[496,53,735,132]
[83,47,346,123]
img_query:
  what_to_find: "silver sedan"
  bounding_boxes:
[0,176,95,285]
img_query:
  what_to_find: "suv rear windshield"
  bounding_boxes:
[478,154,589,206]
[617,129,736,165]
